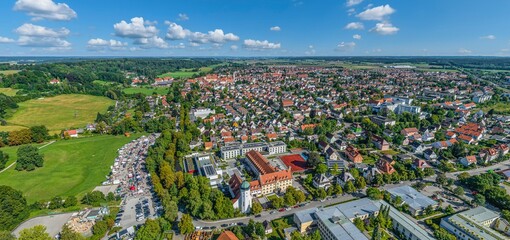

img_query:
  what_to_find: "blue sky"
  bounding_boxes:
[0,0,509,56]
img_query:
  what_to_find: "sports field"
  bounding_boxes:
[123,87,169,95]
[2,94,113,132]
[0,134,142,202]
[0,88,19,96]
[157,65,217,79]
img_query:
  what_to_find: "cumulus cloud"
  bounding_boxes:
[165,22,239,45]
[169,43,186,49]
[0,37,16,43]
[480,35,496,40]
[178,13,189,21]
[230,45,238,50]
[353,34,362,40]
[305,45,316,55]
[15,23,70,49]
[458,48,472,54]
[345,22,364,30]
[243,39,281,50]
[14,0,77,21]
[114,17,159,38]
[270,26,281,31]
[370,22,399,35]
[336,42,356,51]
[346,0,363,7]
[134,36,168,49]
[15,23,69,37]
[357,4,395,21]
[87,38,128,51]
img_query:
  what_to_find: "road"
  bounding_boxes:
[193,194,357,229]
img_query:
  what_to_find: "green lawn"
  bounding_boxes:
[0,70,20,75]
[478,102,510,113]
[123,87,169,95]
[0,125,28,132]
[157,64,218,79]
[4,94,113,132]
[0,87,19,96]
[0,134,142,202]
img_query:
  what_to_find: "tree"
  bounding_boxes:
[60,224,85,240]
[0,231,15,240]
[29,126,49,143]
[436,173,447,186]
[367,187,383,200]
[135,219,161,240]
[371,223,382,240]
[355,177,366,190]
[343,181,356,194]
[18,225,52,240]
[178,214,194,234]
[308,152,322,167]
[0,185,29,231]
[353,218,365,231]
[315,163,328,174]
[159,161,175,189]
[284,191,297,206]
[0,150,8,170]
[473,194,486,206]
[15,145,44,171]
[294,190,306,203]
[63,196,78,208]
[317,188,327,199]
[453,187,465,196]
[92,220,108,236]
[457,172,470,182]
[251,202,263,215]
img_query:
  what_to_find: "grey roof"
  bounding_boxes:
[444,206,506,240]
[315,207,368,240]
[335,198,379,220]
[387,186,437,211]
[294,207,318,224]
[376,201,435,240]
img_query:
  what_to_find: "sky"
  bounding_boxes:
[0,0,509,57]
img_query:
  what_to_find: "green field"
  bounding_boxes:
[3,94,113,132]
[0,70,20,75]
[123,87,169,95]
[157,65,217,79]
[0,134,142,202]
[0,87,19,96]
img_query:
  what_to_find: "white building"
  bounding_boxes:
[440,206,506,240]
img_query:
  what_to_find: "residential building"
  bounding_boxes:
[345,145,363,163]
[371,135,390,151]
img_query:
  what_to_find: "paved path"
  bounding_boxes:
[0,140,55,174]
[193,194,356,229]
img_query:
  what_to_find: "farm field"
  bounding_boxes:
[4,94,113,132]
[0,70,20,75]
[0,134,143,202]
[0,87,19,96]
[157,64,218,79]
[123,87,169,95]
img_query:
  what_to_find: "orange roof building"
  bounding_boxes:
[217,231,239,240]
[243,150,293,197]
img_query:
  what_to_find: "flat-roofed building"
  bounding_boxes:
[220,141,287,160]
[293,207,318,233]
[315,207,368,240]
[440,206,506,240]
[376,201,435,240]
[387,186,438,216]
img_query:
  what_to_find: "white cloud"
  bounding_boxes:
[270,26,281,31]
[305,45,316,55]
[87,38,128,51]
[15,23,69,37]
[480,35,496,40]
[0,37,16,43]
[353,34,362,40]
[13,0,77,21]
[178,13,189,21]
[370,22,399,35]
[347,8,356,16]
[165,22,239,45]
[165,21,189,40]
[346,0,363,7]
[345,22,364,30]
[169,43,186,49]
[458,48,472,54]
[15,23,70,49]
[230,45,238,50]
[357,4,395,21]
[243,39,281,50]
[114,17,159,38]
[134,36,168,49]
[18,36,70,49]
[336,42,356,52]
